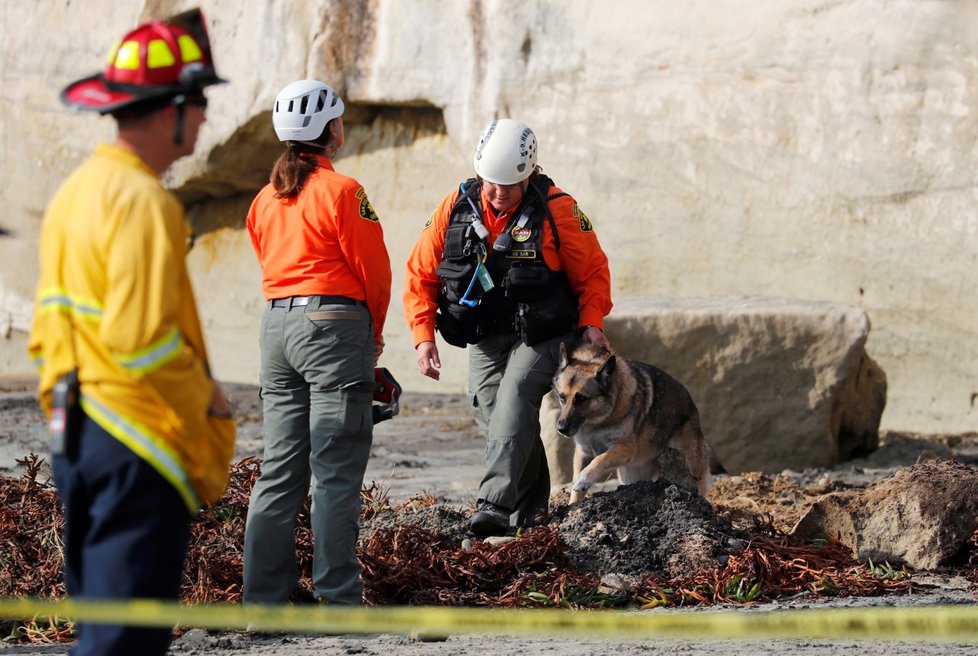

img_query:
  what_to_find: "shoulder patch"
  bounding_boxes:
[355,188,379,222]
[572,204,593,232]
[423,212,434,230]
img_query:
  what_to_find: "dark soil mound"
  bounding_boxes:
[360,480,743,580]
[551,480,742,578]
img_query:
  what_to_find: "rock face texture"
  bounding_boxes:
[791,460,978,570]
[2,1,976,435]
[541,296,887,480]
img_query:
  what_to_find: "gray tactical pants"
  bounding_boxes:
[468,332,571,526]
[243,297,374,605]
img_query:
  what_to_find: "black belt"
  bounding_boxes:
[270,295,359,309]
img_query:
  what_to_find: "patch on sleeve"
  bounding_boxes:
[573,204,593,232]
[423,212,434,230]
[355,188,379,222]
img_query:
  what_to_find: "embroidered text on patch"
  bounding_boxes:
[573,204,593,232]
[356,188,379,222]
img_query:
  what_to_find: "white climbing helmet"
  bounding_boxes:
[473,118,538,185]
[272,79,344,143]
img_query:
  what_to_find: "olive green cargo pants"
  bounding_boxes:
[243,297,374,605]
[468,332,571,526]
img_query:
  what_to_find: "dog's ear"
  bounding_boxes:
[597,354,616,389]
[558,341,569,369]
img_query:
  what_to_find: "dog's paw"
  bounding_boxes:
[571,476,594,493]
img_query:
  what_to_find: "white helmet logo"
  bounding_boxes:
[473,119,537,185]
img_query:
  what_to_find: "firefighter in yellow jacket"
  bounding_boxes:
[27,10,234,656]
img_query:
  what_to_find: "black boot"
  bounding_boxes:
[470,500,511,538]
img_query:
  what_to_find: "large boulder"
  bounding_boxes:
[542,296,886,482]
[791,460,978,570]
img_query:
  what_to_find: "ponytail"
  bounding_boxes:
[270,119,339,198]
[271,147,319,199]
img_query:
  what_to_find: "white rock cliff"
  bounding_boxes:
[1,0,975,435]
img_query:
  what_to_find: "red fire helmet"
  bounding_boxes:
[61,8,226,114]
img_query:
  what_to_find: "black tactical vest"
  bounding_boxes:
[435,175,578,347]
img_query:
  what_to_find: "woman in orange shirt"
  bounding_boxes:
[243,79,391,605]
[404,119,612,538]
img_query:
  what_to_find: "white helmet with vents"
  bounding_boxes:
[473,119,538,185]
[272,79,344,143]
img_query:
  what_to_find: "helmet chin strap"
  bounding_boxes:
[172,98,187,146]
[289,140,327,153]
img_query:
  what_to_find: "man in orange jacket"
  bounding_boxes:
[404,119,613,537]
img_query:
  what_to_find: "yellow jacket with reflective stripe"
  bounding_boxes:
[27,143,235,511]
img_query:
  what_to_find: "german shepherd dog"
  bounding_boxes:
[552,341,714,503]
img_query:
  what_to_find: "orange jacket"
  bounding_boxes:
[404,179,612,346]
[247,157,391,346]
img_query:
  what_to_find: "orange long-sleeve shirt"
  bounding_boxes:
[404,179,612,346]
[247,157,391,346]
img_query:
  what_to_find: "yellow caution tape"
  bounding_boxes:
[1,598,977,642]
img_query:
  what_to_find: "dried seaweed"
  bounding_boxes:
[965,526,978,584]
[360,525,580,606]
[0,455,65,600]
[181,457,263,604]
[0,455,968,644]
[636,533,912,608]
[0,456,70,644]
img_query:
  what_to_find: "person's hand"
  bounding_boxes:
[374,336,385,364]
[581,326,611,350]
[208,381,233,418]
[416,341,441,380]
